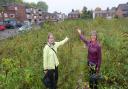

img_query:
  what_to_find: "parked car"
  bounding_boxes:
[16,23,23,28]
[0,25,6,31]
[4,19,16,29]
[18,25,32,32]
[24,21,32,26]
[0,22,6,31]
[5,23,15,29]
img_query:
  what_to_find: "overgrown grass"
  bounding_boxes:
[0,19,128,89]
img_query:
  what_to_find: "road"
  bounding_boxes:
[0,25,41,41]
[0,29,18,41]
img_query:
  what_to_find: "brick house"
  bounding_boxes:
[116,3,128,18]
[0,4,26,22]
[53,12,66,21]
[26,8,42,23]
[42,12,58,22]
[26,8,45,23]
[68,9,80,19]
[93,7,116,19]
[26,8,59,23]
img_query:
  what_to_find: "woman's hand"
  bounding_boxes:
[77,28,82,35]
[96,67,99,75]
[44,70,48,74]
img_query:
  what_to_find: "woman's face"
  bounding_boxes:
[48,35,55,44]
[91,35,97,42]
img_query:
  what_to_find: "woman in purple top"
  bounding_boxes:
[77,28,102,89]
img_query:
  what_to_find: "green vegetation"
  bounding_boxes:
[24,1,48,12]
[0,19,128,89]
[81,6,93,19]
[0,0,48,12]
[0,0,23,5]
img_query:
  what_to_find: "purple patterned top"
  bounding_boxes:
[80,34,102,69]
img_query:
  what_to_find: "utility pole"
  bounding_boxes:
[14,0,18,25]
[1,5,6,24]
[1,0,7,24]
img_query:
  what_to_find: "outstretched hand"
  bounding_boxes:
[77,28,82,35]
[96,67,99,75]
[44,70,48,74]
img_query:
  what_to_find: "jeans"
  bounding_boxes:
[88,61,98,89]
[46,67,58,89]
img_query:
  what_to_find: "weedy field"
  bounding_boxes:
[0,18,128,89]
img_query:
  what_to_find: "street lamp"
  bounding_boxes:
[14,6,18,26]
[0,6,5,24]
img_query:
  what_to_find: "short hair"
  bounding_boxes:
[90,30,97,36]
[48,32,54,39]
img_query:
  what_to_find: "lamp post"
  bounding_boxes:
[15,6,17,19]
[14,0,18,25]
[0,6,5,24]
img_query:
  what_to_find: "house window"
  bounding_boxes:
[15,7,18,11]
[10,14,15,18]
[50,16,52,19]
[26,9,31,14]
[28,19,32,22]
[34,19,37,22]
[4,13,8,17]
[27,15,29,18]
[0,13,2,17]
[68,15,70,18]
[34,16,37,19]
[38,9,41,11]
[33,10,36,14]
[52,16,54,18]
[123,13,128,17]
[9,6,15,10]
[46,16,49,19]
[122,9,128,11]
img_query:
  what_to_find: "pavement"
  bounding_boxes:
[0,29,18,41]
[0,25,41,41]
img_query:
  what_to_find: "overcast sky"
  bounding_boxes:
[24,0,128,14]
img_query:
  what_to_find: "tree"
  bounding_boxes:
[23,1,48,12]
[0,7,5,23]
[81,6,93,19]
[37,1,48,11]
[29,2,37,8]
[82,6,87,13]
[0,0,23,5]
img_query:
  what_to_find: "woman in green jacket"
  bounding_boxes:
[43,33,69,89]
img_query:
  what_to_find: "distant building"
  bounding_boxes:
[0,3,67,24]
[93,7,116,19]
[68,9,80,19]
[26,8,45,23]
[54,12,67,21]
[0,4,26,22]
[26,8,66,23]
[42,12,58,22]
[116,2,128,18]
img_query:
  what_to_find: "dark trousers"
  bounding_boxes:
[47,67,58,89]
[88,61,98,89]
[89,70,98,89]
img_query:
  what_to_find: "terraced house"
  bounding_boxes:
[68,9,81,19]
[26,8,45,23]
[26,8,65,23]
[0,4,66,24]
[116,2,128,18]
[93,2,128,19]
[0,3,26,22]
[93,7,116,19]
